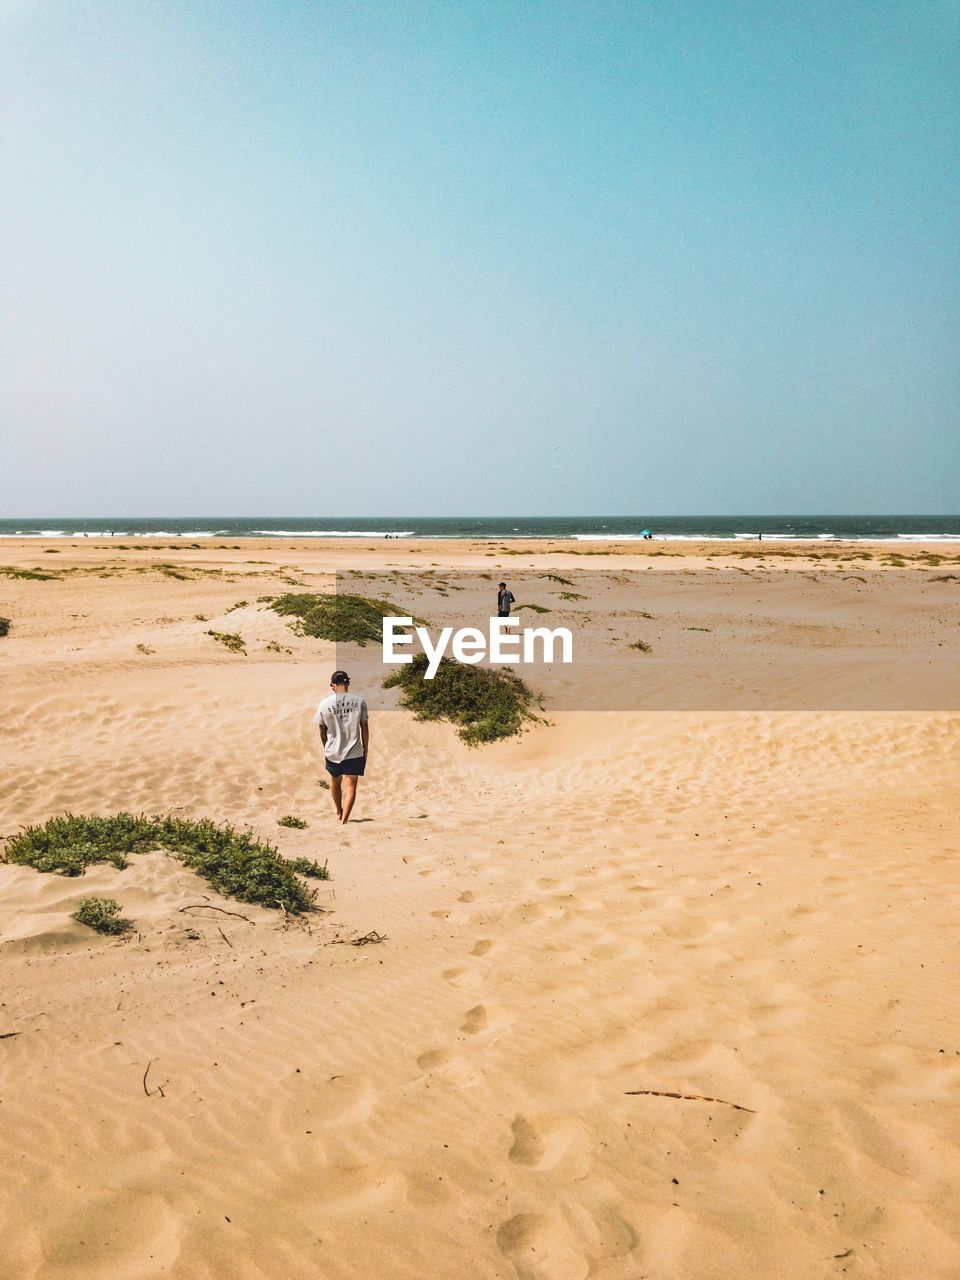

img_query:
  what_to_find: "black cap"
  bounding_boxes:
[330,670,350,685]
[498,581,506,587]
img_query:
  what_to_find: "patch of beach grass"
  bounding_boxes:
[0,617,9,637]
[288,856,329,879]
[277,815,308,829]
[73,896,132,936]
[0,566,58,581]
[629,639,652,652]
[4,813,317,913]
[515,602,551,613]
[384,652,537,745]
[267,592,410,645]
[206,629,246,653]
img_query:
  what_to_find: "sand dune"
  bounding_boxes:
[1,539,958,1278]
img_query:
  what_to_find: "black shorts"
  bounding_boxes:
[325,755,366,778]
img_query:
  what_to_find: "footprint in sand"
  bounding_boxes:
[416,1048,481,1087]
[37,1187,179,1279]
[508,1113,592,1175]
[442,966,482,988]
[471,938,496,956]
[460,1004,493,1035]
[496,1212,590,1280]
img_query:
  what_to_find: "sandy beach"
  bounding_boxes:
[2,537,959,1279]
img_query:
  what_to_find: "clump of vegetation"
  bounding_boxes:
[267,592,409,645]
[559,591,585,601]
[73,896,131,936]
[288,856,329,879]
[0,617,9,637]
[515,602,551,613]
[278,815,308,829]
[227,600,248,611]
[4,813,317,913]
[0,566,57,581]
[264,640,292,654]
[630,639,652,653]
[545,573,574,585]
[685,626,712,632]
[136,642,155,654]
[43,548,60,554]
[206,629,245,653]
[384,653,536,745]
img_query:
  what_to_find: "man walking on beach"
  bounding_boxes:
[314,671,368,824]
[497,581,515,618]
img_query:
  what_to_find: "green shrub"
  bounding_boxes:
[73,896,131,935]
[0,617,9,637]
[206,629,245,653]
[0,567,57,581]
[515,602,551,613]
[278,815,308,829]
[268,592,407,645]
[288,856,329,879]
[5,813,317,913]
[384,653,536,745]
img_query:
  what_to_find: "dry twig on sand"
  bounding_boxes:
[179,904,253,923]
[625,1088,755,1113]
[143,1058,166,1098]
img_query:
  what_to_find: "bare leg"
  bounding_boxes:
[329,775,343,820]
[340,776,359,824]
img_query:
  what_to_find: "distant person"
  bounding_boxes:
[314,670,368,824]
[497,581,515,617]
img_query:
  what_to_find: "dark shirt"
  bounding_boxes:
[497,588,515,616]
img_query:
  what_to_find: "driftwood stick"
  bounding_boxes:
[217,926,233,948]
[625,1089,755,1114]
[179,904,253,923]
[143,1058,166,1098]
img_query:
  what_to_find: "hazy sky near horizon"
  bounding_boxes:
[2,1,957,516]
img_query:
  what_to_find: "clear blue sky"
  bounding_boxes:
[2,1,957,515]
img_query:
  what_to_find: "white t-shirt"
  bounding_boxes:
[314,692,368,763]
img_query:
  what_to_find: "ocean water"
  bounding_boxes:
[0,516,958,541]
